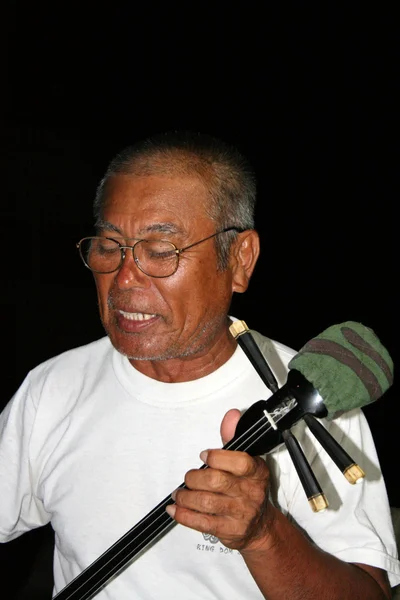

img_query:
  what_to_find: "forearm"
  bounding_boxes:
[241,504,390,600]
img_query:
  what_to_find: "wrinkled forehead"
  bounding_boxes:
[102,172,212,211]
[97,173,215,238]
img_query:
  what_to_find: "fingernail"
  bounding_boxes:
[166,504,176,519]
[200,450,209,463]
[171,489,177,500]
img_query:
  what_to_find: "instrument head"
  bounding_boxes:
[288,321,394,419]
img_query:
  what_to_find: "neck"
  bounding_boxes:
[128,327,238,383]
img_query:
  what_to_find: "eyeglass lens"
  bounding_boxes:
[80,237,178,276]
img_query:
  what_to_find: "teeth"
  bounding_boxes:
[119,310,156,321]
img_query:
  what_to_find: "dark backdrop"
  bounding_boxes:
[1,4,397,599]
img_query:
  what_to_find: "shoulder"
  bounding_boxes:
[248,328,297,387]
[24,336,113,408]
[229,318,297,359]
[29,335,112,375]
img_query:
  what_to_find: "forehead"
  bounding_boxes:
[100,173,213,236]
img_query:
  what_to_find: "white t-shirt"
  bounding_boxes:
[1,329,399,598]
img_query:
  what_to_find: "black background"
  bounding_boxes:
[1,4,397,598]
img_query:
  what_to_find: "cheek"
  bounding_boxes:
[167,264,210,298]
[94,277,112,317]
[172,267,231,314]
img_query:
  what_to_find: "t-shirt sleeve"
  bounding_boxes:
[270,408,400,588]
[0,375,51,542]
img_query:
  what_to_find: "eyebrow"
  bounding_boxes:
[95,220,185,237]
[95,220,123,235]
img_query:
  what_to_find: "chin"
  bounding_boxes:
[107,334,165,361]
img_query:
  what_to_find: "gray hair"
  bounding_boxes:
[94,131,257,270]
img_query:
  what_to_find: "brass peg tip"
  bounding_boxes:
[344,464,365,485]
[229,320,249,338]
[308,494,329,513]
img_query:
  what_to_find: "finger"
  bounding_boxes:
[220,408,242,445]
[173,488,243,518]
[165,504,248,542]
[184,456,269,503]
[184,464,238,495]
[199,449,268,479]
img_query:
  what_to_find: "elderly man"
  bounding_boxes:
[1,131,399,598]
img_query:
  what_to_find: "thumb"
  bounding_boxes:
[220,409,242,446]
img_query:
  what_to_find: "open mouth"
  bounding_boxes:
[118,310,157,321]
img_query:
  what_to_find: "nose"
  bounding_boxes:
[114,249,150,289]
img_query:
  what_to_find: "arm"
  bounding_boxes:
[240,490,391,600]
[166,411,392,600]
[0,376,50,542]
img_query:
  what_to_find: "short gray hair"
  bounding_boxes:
[94,131,257,270]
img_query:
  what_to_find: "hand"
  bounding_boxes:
[166,409,275,552]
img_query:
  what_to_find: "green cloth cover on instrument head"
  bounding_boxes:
[288,321,394,419]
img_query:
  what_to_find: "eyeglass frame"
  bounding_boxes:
[76,226,244,278]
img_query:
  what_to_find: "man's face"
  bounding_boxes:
[93,173,238,376]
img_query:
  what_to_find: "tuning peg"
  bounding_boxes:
[303,414,365,484]
[282,429,328,512]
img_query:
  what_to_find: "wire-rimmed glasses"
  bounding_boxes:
[76,227,243,278]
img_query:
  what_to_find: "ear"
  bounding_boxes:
[230,229,260,293]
